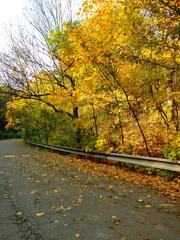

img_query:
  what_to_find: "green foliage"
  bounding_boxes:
[47,21,81,53]
[80,128,96,151]
[7,101,76,147]
[0,130,21,140]
[163,146,180,160]
[156,170,173,178]
[0,87,10,131]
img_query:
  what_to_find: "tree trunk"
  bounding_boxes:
[73,106,81,148]
[112,74,151,156]
[91,101,99,138]
[171,99,179,132]
[122,86,151,156]
[118,116,125,146]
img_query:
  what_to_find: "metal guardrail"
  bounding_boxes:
[27,142,180,173]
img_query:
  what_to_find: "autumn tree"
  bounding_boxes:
[0,87,10,131]
[0,0,179,157]
[64,0,179,155]
[0,0,83,147]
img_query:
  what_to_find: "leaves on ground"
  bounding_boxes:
[23,149,179,199]
[42,152,179,199]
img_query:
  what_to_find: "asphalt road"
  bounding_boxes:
[0,139,179,240]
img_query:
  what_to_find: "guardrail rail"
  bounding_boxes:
[27,141,180,173]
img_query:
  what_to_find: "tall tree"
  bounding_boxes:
[0,0,82,146]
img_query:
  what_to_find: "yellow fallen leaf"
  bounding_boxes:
[31,190,38,194]
[75,233,80,238]
[16,211,23,216]
[35,212,45,217]
[4,155,16,158]
[121,237,127,240]
[54,220,59,223]
[160,203,173,208]
[144,204,151,208]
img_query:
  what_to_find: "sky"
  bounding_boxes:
[0,0,82,51]
[0,0,29,50]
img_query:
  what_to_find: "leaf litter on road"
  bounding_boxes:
[23,149,180,200]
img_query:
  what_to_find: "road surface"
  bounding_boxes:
[0,139,179,240]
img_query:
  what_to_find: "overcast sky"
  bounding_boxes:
[0,0,82,51]
[0,0,28,49]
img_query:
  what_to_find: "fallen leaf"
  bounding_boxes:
[35,212,45,217]
[31,190,38,195]
[16,211,23,216]
[75,233,80,238]
[41,173,47,177]
[54,220,59,223]
[144,204,151,208]
[160,203,173,208]
[112,216,121,225]
[4,155,16,158]
[121,237,127,240]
